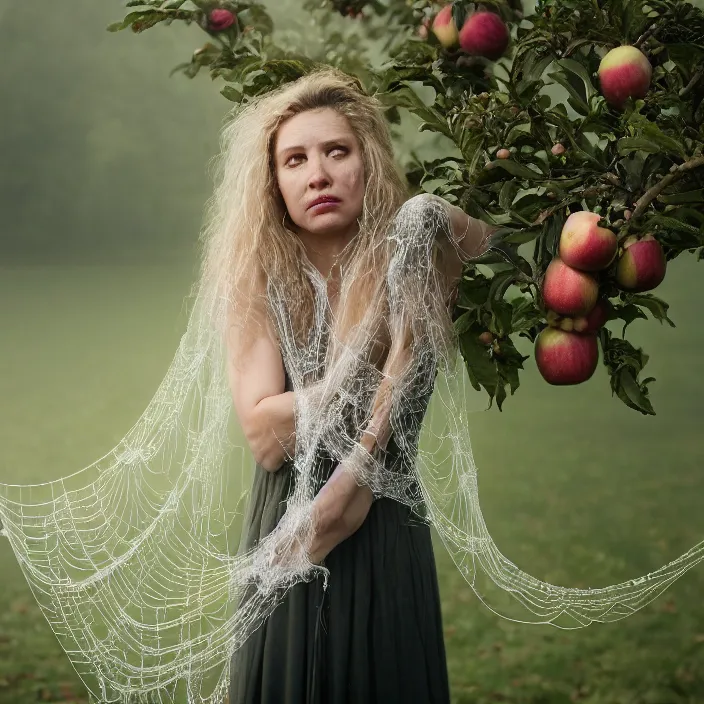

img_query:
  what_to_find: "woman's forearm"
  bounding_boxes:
[307,360,399,563]
[307,458,375,564]
[250,391,296,471]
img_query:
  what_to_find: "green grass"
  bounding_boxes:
[1,257,703,703]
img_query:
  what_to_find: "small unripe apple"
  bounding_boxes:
[624,209,633,221]
[478,331,494,345]
[542,258,599,316]
[535,328,599,385]
[573,297,611,334]
[598,45,652,110]
[496,148,510,159]
[559,211,618,271]
[208,8,236,31]
[551,143,566,156]
[615,234,666,292]
[458,10,509,61]
[559,317,574,332]
[432,5,459,48]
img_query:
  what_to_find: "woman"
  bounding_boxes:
[219,67,494,704]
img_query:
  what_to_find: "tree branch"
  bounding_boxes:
[632,155,704,220]
[679,67,704,98]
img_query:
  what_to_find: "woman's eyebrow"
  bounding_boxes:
[277,138,351,159]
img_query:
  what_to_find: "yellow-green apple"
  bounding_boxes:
[458,10,509,61]
[559,211,618,271]
[573,298,612,333]
[615,234,666,292]
[432,5,459,48]
[542,258,599,316]
[535,328,599,385]
[598,46,652,109]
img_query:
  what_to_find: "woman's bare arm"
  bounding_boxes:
[304,338,408,564]
[225,311,295,472]
[425,194,499,287]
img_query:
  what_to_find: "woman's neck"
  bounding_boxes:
[297,229,357,280]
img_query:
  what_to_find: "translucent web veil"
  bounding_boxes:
[1,179,704,702]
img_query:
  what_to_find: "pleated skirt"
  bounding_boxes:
[228,460,451,704]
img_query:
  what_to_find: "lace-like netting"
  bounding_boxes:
[1,194,703,703]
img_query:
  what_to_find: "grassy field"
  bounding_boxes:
[0,254,703,704]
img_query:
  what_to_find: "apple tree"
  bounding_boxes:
[110,0,704,414]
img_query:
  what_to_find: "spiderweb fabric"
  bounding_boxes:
[1,194,703,703]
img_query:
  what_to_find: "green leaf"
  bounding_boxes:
[502,227,542,245]
[486,160,545,180]
[617,136,678,158]
[600,330,656,415]
[454,310,476,336]
[554,57,597,99]
[489,269,516,302]
[613,303,647,336]
[495,337,529,396]
[615,369,655,415]
[221,85,243,103]
[626,294,676,327]
[456,276,491,308]
[647,215,702,237]
[499,181,520,212]
[658,188,704,205]
[619,115,687,159]
[488,298,514,337]
[377,83,454,142]
[547,69,590,116]
[458,325,499,401]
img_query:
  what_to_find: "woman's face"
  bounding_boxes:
[274,108,365,240]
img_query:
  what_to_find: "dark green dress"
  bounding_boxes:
[228,363,450,704]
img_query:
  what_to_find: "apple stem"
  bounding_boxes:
[632,155,704,220]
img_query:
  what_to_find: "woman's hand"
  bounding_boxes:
[272,455,374,568]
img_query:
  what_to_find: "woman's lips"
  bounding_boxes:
[309,200,341,213]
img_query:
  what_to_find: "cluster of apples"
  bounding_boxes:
[430,5,509,61]
[535,212,667,385]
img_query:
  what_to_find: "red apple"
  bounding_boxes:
[573,298,612,333]
[432,5,459,48]
[535,328,599,385]
[598,45,652,110]
[559,211,618,271]
[542,258,599,316]
[208,8,236,31]
[458,10,509,61]
[615,234,666,292]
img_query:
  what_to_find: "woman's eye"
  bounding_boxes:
[286,146,347,166]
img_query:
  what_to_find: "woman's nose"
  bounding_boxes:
[307,158,331,188]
